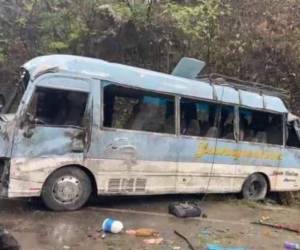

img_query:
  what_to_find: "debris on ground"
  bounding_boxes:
[277,192,295,206]
[252,221,300,234]
[125,228,159,237]
[284,241,300,250]
[174,230,195,250]
[206,243,246,250]
[0,227,20,250]
[143,237,164,245]
[102,218,123,233]
[259,216,270,222]
[87,229,103,240]
[200,228,212,237]
[169,202,201,218]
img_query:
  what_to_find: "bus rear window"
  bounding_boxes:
[103,83,175,134]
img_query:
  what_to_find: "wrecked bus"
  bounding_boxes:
[0,54,300,211]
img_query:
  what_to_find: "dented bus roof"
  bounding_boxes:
[23,54,288,113]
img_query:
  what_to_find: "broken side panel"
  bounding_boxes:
[8,75,92,197]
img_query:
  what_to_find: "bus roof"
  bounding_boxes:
[23,54,288,113]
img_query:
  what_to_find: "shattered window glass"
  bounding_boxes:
[28,87,88,127]
[103,83,175,134]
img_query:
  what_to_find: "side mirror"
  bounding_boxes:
[0,94,6,113]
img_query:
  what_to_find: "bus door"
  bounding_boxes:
[12,76,91,155]
[10,76,91,196]
[176,98,219,193]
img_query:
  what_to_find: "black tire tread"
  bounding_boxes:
[41,166,91,211]
[242,173,268,201]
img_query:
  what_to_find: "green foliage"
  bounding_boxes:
[48,41,69,52]
[165,0,227,41]
[1,0,300,113]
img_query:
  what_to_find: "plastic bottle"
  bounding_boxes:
[102,218,123,233]
[284,241,300,250]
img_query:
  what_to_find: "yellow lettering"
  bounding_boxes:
[195,142,282,161]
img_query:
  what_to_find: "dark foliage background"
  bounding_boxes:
[0,0,300,112]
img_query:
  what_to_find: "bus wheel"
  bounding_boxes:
[41,167,92,211]
[242,173,267,200]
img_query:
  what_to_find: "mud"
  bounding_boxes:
[0,195,299,250]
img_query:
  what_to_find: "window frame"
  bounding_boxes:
[177,95,237,142]
[100,81,178,137]
[237,106,285,147]
[23,85,91,129]
[99,80,288,147]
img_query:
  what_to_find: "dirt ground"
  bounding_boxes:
[0,194,299,250]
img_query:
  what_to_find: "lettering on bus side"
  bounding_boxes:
[195,142,282,161]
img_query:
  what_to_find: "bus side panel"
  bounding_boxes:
[234,142,283,191]
[86,129,178,195]
[275,147,300,191]
[176,137,216,193]
[208,140,239,193]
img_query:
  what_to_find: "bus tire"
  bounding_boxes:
[242,173,267,200]
[41,167,92,211]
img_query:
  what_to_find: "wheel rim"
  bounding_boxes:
[52,175,82,204]
[248,180,262,198]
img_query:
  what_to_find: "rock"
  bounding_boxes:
[0,227,20,250]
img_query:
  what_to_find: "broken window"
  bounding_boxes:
[103,83,175,134]
[239,108,283,145]
[286,121,300,148]
[180,98,235,139]
[28,87,88,127]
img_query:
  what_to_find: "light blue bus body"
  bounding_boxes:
[0,55,299,200]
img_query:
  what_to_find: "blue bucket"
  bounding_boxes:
[102,218,123,233]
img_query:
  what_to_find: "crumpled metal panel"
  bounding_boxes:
[12,127,81,158]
